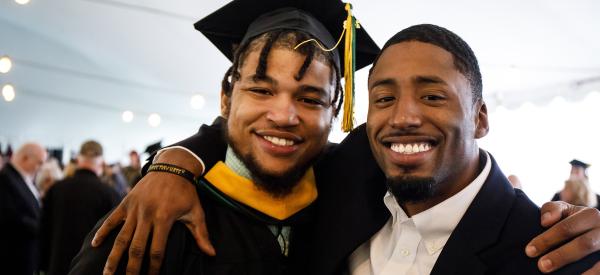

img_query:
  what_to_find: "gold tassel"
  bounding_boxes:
[341,3,358,132]
[293,3,359,132]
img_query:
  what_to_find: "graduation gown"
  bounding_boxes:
[69,143,315,275]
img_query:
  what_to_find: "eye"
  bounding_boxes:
[248,88,272,96]
[422,94,445,101]
[375,96,395,103]
[299,97,325,106]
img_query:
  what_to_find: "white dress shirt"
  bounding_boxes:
[349,152,492,275]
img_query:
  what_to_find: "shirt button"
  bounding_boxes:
[401,249,410,256]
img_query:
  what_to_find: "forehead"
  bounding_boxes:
[369,41,464,85]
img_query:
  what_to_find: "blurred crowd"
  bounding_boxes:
[0,140,144,275]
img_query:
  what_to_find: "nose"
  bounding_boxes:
[265,96,300,127]
[389,97,422,130]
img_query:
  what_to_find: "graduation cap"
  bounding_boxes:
[570,159,591,169]
[144,141,163,155]
[194,0,380,131]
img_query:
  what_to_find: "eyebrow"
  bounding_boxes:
[369,78,396,90]
[245,74,277,85]
[369,75,448,89]
[414,75,447,86]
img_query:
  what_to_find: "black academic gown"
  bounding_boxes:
[41,169,120,275]
[154,118,600,274]
[0,162,41,275]
[68,124,312,274]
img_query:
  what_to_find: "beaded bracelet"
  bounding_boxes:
[147,163,197,185]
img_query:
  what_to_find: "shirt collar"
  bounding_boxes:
[382,151,492,255]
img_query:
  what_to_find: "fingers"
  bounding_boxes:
[582,260,600,275]
[527,207,599,258]
[125,220,152,275]
[147,222,173,275]
[536,228,600,273]
[103,217,136,275]
[539,201,580,228]
[182,202,215,256]
[93,206,126,247]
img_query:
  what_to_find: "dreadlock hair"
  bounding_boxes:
[369,24,483,103]
[220,30,344,117]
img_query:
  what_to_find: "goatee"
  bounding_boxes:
[386,176,437,204]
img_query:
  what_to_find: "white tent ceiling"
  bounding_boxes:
[1,0,599,162]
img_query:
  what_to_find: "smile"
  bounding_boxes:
[390,142,432,154]
[263,135,295,146]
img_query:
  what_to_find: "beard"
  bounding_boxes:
[386,176,438,204]
[224,126,314,198]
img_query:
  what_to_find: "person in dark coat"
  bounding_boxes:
[0,142,47,275]
[68,1,379,274]
[40,140,120,275]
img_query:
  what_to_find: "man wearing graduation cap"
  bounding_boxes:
[85,1,600,275]
[70,0,379,274]
[551,159,599,209]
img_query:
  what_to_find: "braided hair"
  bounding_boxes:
[221,30,344,117]
[370,24,483,103]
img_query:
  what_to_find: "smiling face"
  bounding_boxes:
[366,41,489,212]
[222,45,334,196]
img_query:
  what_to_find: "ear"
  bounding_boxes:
[474,100,489,139]
[220,90,231,118]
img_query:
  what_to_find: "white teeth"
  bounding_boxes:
[390,142,432,154]
[264,136,295,146]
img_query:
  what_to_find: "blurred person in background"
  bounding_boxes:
[122,150,142,188]
[36,158,65,199]
[102,163,130,199]
[552,159,598,209]
[0,142,47,275]
[63,158,78,178]
[40,140,121,275]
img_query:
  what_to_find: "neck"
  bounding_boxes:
[224,147,253,179]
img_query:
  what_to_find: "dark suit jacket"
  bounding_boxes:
[0,162,41,275]
[41,169,120,275]
[143,119,600,274]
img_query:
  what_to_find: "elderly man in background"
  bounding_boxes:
[0,142,47,275]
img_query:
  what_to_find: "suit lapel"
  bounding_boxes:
[431,153,515,275]
[6,163,40,215]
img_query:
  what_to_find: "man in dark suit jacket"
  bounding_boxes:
[0,142,47,275]
[40,140,120,275]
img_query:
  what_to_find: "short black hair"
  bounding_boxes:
[370,24,483,102]
[220,30,343,117]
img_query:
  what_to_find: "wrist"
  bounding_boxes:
[155,147,204,177]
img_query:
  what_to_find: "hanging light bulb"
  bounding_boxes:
[0,56,12,74]
[2,84,16,102]
[122,110,134,123]
[148,113,161,127]
[15,0,31,5]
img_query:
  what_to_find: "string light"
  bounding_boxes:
[148,113,161,127]
[2,84,16,102]
[122,110,134,122]
[0,56,12,74]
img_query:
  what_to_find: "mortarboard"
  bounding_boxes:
[570,159,591,169]
[194,0,380,131]
[144,141,163,155]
